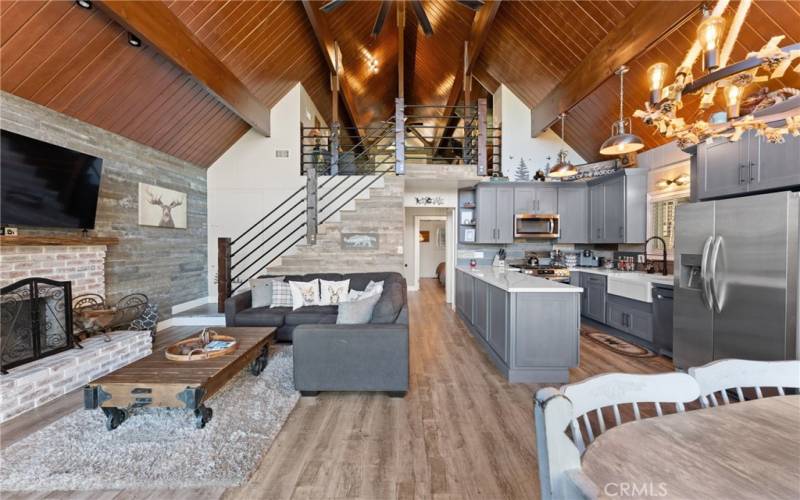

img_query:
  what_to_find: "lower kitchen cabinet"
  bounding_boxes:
[606,294,654,342]
[473,279,489,337]
[455,271,474,322]
[585,274,607,323]
[487,285,508,362]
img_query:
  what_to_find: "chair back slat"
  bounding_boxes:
[612,404,622,426]
[595,409,606,433]
[632,402,641,420]
[676,401,685,413]
[689,359,800,407]
[581,414,594,443]
[570,419,585,453]
[654,402,663,417]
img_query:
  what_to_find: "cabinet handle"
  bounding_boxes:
[619,226,624,238]
[749,162,755,182]
[739,165,747,184]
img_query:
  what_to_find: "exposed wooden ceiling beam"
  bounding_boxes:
[434,0,501,156]
[301,0,361,135]
[531,1,701,137]
[95,0,269,136]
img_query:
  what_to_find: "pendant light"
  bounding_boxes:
[547,113,577,178]
[600,66,644,156]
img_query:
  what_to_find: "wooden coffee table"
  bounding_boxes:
[84,327,276,430]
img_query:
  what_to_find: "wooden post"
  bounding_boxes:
[397,3,405,99]
[477,98,487,176]
[395,97,405,175]
[217,237,231,313]
[329,122,339,176]
[306,164,318,245]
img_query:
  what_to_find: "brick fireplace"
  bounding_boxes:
[0,240,152,423]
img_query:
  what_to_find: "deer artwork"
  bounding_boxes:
[146,189,183,228]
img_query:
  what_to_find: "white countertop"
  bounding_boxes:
[457,265,582,293]
[568,267,674,286]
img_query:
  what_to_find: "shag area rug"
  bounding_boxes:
[0,345,298,492]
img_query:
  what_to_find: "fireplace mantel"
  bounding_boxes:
[0,235,119,246]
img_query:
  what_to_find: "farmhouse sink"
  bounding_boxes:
[606,273,670,303]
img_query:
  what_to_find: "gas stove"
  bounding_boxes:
[510,264,571,283]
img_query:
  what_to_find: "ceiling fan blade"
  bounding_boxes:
[371,1,391,37]
[456,0,484,10]
[410,0,433,37]
[320,0,346,13]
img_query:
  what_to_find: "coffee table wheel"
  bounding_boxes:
[250,347,269,376]
[194,405,213,429]
[102,407,128,431]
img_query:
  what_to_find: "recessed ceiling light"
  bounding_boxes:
[76,0,92,9]
[127,33,142,47]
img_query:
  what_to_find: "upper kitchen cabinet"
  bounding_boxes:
[514,185,558,214]
[476,184,515,244]
[587,170,647,244]
[557,186,589,243]
[695,130,800,200]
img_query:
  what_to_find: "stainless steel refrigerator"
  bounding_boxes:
[673,191,799,370]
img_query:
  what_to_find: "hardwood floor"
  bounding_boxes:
[2,279,673,499]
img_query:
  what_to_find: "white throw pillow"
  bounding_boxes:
[320,279,350,305]
[289,279,320,310]
[348,280,384,301]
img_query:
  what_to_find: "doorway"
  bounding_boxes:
[412,214,454,302]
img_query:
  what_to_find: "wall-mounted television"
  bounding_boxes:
[1,130,103,229]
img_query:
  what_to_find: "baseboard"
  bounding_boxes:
[157,318,174,331]
[407,285,419,292]
[171,296,212,315]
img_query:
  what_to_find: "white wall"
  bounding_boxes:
[206,84,326,298]
[419,220,447,278]
[494,85,584,181]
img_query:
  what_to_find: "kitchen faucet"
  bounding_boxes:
[644,236,668,276]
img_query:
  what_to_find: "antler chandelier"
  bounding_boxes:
[634,0,800,148]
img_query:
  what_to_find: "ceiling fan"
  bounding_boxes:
[320,0,484,37]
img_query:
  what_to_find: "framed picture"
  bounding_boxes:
[419,230,430,243]
[460,210,474,225]
[138,182,187,229]
[464,228,476,242]
[341,233,378,249]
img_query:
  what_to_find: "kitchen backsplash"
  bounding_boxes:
[457,241,553,266]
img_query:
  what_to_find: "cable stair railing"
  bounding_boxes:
[216,120,397,309]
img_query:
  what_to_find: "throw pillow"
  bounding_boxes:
[249,276,285,308]
[130,303,158,342]
[289,279,320,310]
[320,279,350,305]
[270,281,293,308]
[348,280,385,301]
[336,292,382,324]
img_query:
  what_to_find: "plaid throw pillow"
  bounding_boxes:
[269,281,293,308]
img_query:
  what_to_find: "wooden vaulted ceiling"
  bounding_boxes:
[1,1,799,167]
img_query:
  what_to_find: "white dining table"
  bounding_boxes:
[581,395,800,499]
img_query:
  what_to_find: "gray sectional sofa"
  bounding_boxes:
[224,272,409,397]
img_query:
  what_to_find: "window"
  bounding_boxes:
[648,195,689,257]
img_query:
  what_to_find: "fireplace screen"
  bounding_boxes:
[1,277,75,373]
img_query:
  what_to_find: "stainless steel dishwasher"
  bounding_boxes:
[652,284,674,357]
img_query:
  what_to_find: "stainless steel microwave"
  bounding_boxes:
[514,213,560,238]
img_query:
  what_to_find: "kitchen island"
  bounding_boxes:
[455,265,582,383]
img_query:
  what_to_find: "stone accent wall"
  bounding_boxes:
[0,245,106,296]
[0,330,152,422]
[0,92,208,319]
[266,175,405,275]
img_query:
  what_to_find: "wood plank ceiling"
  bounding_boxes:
[1,0,798,166]
[0,0,333,167]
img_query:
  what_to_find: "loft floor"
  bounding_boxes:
[2,279,673,500]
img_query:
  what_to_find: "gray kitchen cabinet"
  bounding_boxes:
[589,184,605,242]
[473,279,489,337]
[476,184,514,243]
[558,187,589,243]
[456,270,474,322]
[695,131,800,200]
[585,274,607,323]
[754,133,800,191]
[487,284,508,362]
[603,176,625,243]
[587,170,646,244]
[514,185,558,214]
[514,293,580,368]
[606,294,654,342]
[580,273,589,315]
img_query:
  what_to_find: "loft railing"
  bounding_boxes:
[216,98,500,310]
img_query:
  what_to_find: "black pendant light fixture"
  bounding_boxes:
[547,113,577,178]
[600,66,644,156]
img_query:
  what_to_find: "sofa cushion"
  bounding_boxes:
[347,272,394,291]
[370,279,405,323]
[337,293,381,324]
[285,305,339,326]
[235,306,290,327]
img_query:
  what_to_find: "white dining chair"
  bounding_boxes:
[535,372,700,500]
[688,359,800,408]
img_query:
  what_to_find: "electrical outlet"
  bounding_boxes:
[2,227,18,236]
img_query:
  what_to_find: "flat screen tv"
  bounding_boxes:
[1,130,103,229]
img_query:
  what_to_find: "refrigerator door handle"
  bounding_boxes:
[710,235,724,313]
[700,235,715,311]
